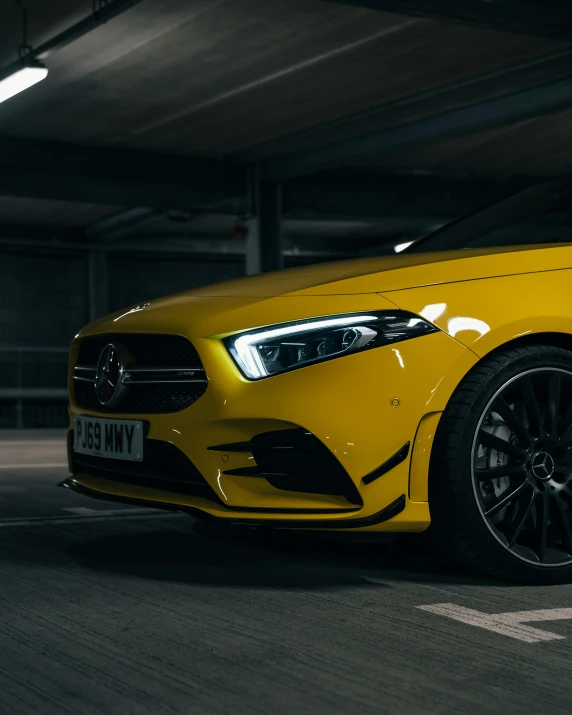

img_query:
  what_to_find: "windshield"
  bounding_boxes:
[404,179,572,254]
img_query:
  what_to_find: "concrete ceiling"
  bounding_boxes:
[0,0,570,257]
[363,109,572,178]
[0,0,567,155]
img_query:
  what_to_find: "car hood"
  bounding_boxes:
[80,243,571,339]
[184,244,572,297]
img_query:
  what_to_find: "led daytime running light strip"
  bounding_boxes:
[232,315,378,379]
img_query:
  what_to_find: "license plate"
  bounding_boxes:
[73,416,144,461]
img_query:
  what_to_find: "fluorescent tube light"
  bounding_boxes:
[0,65,48,105]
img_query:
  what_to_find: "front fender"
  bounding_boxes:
[381,268,572,358]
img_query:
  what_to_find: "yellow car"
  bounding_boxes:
[64,180,572,584]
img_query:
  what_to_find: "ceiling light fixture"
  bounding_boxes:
[0,62,48,105]
[0,3,48,106]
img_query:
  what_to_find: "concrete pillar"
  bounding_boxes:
[246,180,283,276]
[87,250,109,322]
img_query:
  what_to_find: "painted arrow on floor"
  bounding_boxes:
[417,603,572,643]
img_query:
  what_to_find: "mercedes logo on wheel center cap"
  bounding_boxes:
[531,451,555,481]
[95,343,125,406]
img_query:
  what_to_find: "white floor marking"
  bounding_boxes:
[417,603,572,643]
[0,463,68,469]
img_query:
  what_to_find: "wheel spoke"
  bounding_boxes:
[475,464,527,481]
[561,402,572,441]
[493,397,533,447]
[562,486,572,506]
[555,496,572,555]
[506,488,536,547]
[546,373,562,436]
[537,494,550,563]
[520,376,543,437]
[485,481,529,517]
[478,430,526,459]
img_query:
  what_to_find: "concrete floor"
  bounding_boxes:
[2,431,572,715]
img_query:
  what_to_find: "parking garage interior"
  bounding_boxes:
[2,1,572,713]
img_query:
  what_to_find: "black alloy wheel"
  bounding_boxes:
[472,367,572,567]
[429,345,572,584]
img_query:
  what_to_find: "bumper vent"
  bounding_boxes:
[209,428,362,505]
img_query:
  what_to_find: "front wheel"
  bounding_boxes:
[429,344,572,584]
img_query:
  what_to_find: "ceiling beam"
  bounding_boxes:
[261,76,572,180]
[283,170,516,219]
[85,208,157,243]
[326,1,572,41]
[0,137,246,209]
[0,222,82,242]
[0,234,355,259]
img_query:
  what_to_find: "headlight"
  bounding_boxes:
[223,311,438,380]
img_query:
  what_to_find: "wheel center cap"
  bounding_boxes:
[531,451,555,481]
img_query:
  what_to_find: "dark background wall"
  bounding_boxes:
[0,251,87,347]
[0,249,248,428]
[0,251,247,348]
[108,255,244,313]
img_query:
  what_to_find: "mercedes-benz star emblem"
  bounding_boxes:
[95,344,124,406]
[531,451,555,481]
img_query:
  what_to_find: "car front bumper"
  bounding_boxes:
[66,294,478,531]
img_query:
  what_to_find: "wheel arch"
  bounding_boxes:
[473,330,572,361]
[432,331,572,427]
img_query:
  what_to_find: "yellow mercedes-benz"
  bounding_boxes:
[64,180,572,584]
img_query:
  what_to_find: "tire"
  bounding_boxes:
[429,344,572,584]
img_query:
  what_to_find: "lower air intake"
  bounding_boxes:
[210,428,363,506]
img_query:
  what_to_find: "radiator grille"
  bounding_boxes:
[72,333,207,414]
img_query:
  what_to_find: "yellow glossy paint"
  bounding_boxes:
[68,243,572,532]
[409,412,442,503]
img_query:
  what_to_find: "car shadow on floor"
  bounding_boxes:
[68,516,497,589]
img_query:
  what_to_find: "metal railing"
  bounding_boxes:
[0,346,69,428]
